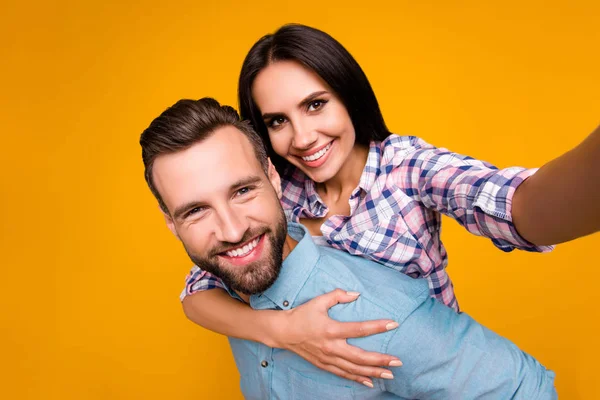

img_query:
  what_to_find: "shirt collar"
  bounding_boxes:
[357,140,383,192]
[250,222,320,311]
[286,140,383,215]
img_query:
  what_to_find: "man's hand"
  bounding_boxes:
[270,289,401,388]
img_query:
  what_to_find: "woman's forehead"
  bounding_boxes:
[252,60,330,111]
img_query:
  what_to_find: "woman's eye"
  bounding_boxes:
[269,117,286,128]
[307,99,327,112]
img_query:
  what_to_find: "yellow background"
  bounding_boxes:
[1,0,599,398]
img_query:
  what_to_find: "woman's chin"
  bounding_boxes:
[306,166,337,184]
[289,157,339,183]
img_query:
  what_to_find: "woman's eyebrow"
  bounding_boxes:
[261,111,281,121]
[298,90,329,109]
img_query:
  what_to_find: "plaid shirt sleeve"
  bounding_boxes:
[179,266,226,302]
[393,141,553,252]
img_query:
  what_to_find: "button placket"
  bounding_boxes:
[258,344,274,397]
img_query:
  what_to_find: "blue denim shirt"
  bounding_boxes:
[227,223,557,399]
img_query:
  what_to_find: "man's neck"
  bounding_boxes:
[236,233,298,303]
[282,233,298,259]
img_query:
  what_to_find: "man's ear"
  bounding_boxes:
[161,206,180,240]
[267,158,283,199]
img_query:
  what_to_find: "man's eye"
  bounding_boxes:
[186,207,204,217]
[236,187,251,196]
[307,99,327,112]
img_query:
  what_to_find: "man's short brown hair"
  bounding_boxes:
[140,97,268,213]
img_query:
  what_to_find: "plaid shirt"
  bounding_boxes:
[181,135,553,311]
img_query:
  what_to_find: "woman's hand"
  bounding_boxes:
[268,289,402,388]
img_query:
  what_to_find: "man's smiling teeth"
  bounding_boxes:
[302,142,331,162]
[225,237,260,258]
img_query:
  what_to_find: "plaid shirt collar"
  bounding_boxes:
[288,140,383,216]
[358,140,383,192]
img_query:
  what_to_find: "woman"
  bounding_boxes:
[182,24,600,386]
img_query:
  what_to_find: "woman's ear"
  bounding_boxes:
[267,158,282,199]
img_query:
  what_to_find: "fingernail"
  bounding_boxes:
[381,372,394,380]
[389,360,403,367]
[346,291,361,297]
[385,322,399,330]
[362,380,374,388]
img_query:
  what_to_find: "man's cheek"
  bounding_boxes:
[185,233,208,253]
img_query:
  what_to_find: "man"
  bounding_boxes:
[140,97,557,399]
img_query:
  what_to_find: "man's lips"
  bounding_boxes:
[217,234,266,266]
[222,236,261,257]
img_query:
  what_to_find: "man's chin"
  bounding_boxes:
[224,263,280,296]
[187,213,286,296]
[189,255,281,296]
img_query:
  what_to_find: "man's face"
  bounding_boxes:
[152,126,287,295]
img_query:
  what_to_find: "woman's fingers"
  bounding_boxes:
[323,353,397,380]
[317,288,363,309]
[283,288,402,385]
[324,319,399,339]
[325,338,403,368]
[318,362,374,388]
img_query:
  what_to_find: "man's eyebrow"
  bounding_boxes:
[172,176,263,220]
[230,175,262,190]
[261,90,329,121]
[172,201,205,221]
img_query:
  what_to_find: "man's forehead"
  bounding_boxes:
[159,126,258,168]
[153,126,263,204]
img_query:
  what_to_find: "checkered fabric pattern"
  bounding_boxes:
[181,135,553,311]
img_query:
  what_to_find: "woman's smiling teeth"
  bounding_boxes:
[225,237,261,258]
[301,142,331,162]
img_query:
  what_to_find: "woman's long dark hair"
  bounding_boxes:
[238,23,390,174]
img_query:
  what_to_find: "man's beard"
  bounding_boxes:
[185,209,287,296]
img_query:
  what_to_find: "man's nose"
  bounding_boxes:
[215,206,248,244]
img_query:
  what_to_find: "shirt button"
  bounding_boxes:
[261,360,269,368]
[283,300,289,307]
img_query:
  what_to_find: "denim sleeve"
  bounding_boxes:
[383,298,557,399]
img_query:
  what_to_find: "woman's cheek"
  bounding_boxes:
[269,133,290,157]
[321,111,345,135]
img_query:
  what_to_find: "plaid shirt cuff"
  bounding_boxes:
[179,266,226,302]
[473,168,554,253]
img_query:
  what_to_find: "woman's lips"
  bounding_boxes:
[296,141,334,168]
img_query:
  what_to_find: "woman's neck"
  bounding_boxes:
[316,144,369,204]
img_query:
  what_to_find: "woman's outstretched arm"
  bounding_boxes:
[513,124,600,245]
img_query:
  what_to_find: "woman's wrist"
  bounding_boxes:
[257,309,289,349]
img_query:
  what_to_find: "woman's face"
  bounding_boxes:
[252,60,357,183]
